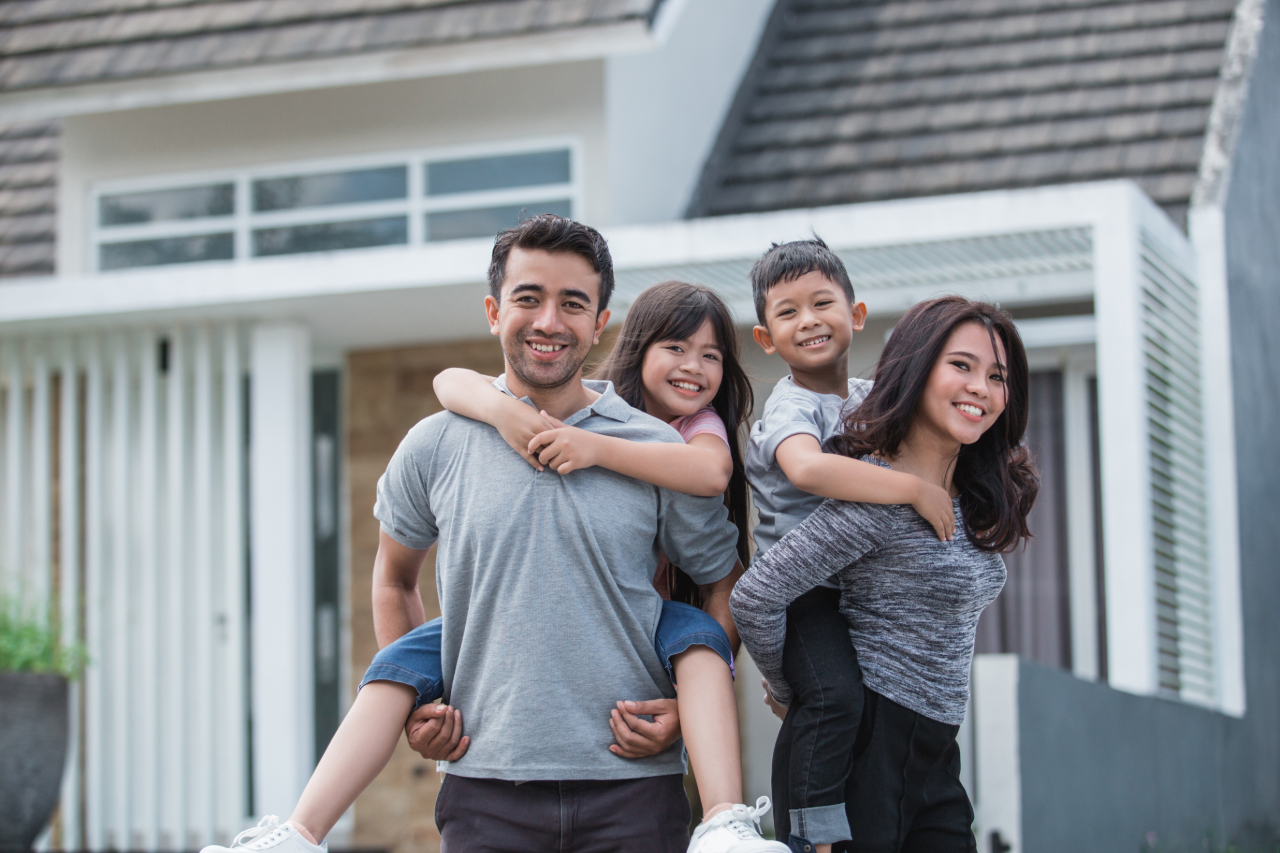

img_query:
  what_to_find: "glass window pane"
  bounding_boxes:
[426,200,572,242]
[99,183,234,226]
[427,150,571,196]
[99,233,235,270]
[252,215,408,256]
[253,166,407,212]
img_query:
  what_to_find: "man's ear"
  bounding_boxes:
[851,301,868,332]
[484,295,501,336]
[593,308,611,345]
[752,324,777,355]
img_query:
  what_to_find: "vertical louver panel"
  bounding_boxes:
[0,326,250,851]
[1139,232,1215,706]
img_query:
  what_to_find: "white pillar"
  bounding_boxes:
[249,322,314,818]
[973,654,1022,853]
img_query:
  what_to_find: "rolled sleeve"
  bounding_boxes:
[373,420,441,550]
[758,395,825,465]
[656,488,738,586]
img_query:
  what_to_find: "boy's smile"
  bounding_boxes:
[752,270,866,395]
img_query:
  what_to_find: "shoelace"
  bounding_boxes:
[716,797,773,838]
[231,816,283,849]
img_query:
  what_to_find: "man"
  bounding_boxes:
[371,215,741,851]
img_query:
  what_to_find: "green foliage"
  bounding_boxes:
[0,597,87,678]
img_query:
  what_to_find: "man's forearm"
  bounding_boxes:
[371,530,430,648]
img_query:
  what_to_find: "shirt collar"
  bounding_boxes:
[493,374,634,425]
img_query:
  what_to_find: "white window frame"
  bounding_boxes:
[88,136,586,272]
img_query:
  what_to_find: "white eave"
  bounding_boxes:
[0,18,658,122]
[0,181,1156,349]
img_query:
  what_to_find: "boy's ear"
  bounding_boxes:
[851,301,868,332]
[752,325,777,354]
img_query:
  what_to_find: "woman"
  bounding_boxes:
[731,296,1038,852]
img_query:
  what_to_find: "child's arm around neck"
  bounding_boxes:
[434,368,732,496]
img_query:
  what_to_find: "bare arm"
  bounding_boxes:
[775,434,955,540]
[433,368,552,470]
[371,529,430,647]
[531,417,732,497]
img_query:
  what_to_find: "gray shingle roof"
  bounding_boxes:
[689,0,1240,227]
[0,0,663,93]
[0,120,56,278]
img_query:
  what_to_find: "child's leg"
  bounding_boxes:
[655,601,742,816]
[289,681,416,843]
[291,618,446,843]
[671,645,743,815]
[778,587,864,853]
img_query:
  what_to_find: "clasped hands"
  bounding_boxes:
[404,697,682,761]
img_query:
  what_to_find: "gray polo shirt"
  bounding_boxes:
[374,377,739,781]
[745,376,873,561]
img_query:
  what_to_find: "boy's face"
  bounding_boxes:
[752,271,867,372]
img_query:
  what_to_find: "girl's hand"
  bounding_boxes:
[496,405,556,471]
[529,413,602,475]
[911,479,956,541]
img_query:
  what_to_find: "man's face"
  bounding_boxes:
[484,247,610,392]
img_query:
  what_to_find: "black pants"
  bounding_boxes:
[435,774,691,853]
[772,587,866,848]
[779,687,976,853]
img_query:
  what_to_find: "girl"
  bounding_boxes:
[204,282,786,853]
[731,296,1038,853]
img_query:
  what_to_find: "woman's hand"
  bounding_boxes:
[607,699,681,758]
[762,677,789,720]
[529,413,603,475]
[910,478,956,541]
[495,405,557,471]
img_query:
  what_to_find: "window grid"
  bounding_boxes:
[90,140,582,272]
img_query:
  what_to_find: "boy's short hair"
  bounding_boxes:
[750,236,855,326]
[488,213,615,313]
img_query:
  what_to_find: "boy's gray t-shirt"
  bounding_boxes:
[746,375,873,561]
[373,377,739,781]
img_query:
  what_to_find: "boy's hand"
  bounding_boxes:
[496,406,556,471]
[529,413,601,475]
[762,677,788,720]
[405,702,470,761]
[911,479,956,541]
[608,699,681,758]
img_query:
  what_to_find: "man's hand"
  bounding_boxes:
[529,413,602,475]
[762,677,788,721]
[910,479,956,542]
[405,702,470,761]
[607,699,681,758]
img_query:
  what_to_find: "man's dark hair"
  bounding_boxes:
[488,213,615,312]
[749,236,855,326]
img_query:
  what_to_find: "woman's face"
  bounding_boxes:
[639,318,724,422]
[915,320,1008,447]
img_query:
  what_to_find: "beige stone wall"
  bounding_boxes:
[344,331,617,853]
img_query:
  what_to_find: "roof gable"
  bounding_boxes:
[690,0,1241,227]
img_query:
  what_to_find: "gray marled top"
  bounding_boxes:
[730,459,1006,725]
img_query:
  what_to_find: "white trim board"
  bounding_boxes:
[0,21,658,123]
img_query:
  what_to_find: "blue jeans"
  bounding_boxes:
[361,600,734,708]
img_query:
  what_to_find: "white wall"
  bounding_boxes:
[58,61,608,275]
[605,0,775,225]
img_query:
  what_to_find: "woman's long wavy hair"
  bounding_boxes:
[829,296,1039,552]
[591,281,754,603]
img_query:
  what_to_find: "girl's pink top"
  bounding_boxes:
[654,406,731,600]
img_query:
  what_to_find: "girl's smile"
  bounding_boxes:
[640,318,724,422]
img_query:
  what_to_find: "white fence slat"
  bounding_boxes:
[219,324,248,836]
[164,328,189,848]
[137,331,161,851]
[30,342,51,614]
[4,341,25,599]
[82,338,106,851]
[109,335,134,848]
[192,326,217,844]
[58,340,83,851]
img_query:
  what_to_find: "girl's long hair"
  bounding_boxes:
[829,296,1039,552]
[591,281,754,603]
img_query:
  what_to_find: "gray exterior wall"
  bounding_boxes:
[1018,5,1280,849]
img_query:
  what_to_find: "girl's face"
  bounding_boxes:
[915,320,1008,448]
[639,318,724,422]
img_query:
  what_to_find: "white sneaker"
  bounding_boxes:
[687,797,790,853]
[199,816,327,853]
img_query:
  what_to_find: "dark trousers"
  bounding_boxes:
[771,587,866,849]
[435,774,691,853]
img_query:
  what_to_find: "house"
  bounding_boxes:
[0,1,1275,851]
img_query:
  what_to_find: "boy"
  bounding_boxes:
[742,238,954,853]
